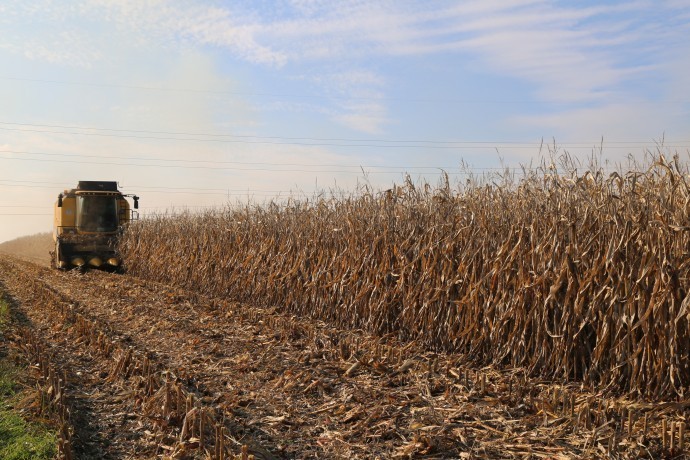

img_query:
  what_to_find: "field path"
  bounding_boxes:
[0,256,668,459]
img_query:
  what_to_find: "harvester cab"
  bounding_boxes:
[53,181,139,270]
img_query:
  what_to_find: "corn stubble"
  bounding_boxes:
[121,154,690,399]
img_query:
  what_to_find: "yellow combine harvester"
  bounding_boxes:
[52,181,139,270]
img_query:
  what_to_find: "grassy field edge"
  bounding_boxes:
[0,291,57,460]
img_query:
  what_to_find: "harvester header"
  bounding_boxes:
[53,181,139,270]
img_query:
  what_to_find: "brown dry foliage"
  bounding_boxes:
[120,153,690,399]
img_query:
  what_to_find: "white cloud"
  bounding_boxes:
[1,0,687,138]
[666,0,690,8]
[336,109,388,134]
[509,102,683,162]
[74,0,677,117]
[294,68,388,132]
[21,36,101,68]
[81,0,287,66]
[2,1,686,86]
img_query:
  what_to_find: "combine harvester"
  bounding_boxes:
[52,181,139,270]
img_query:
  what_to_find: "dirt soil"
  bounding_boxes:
[0,256,682,459]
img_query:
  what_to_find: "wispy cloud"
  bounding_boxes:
[335,108,388,135]
[1,0,688,136]
[296,69,388,132]
[665,0,690,9]
[82,0,288,66]
[254,1,656,104]
[71,0,683,124]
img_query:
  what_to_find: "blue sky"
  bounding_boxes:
[1,0,689,242]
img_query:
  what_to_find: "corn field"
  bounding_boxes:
[120,153,690,399]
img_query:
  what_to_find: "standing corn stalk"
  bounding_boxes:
[120,153,690,399]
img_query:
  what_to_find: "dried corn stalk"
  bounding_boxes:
[120,153,690,398]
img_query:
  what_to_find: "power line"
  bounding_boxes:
[0,157,435,174]
[0,148,457,170]
[0,121,510,145]
[0,182,315,196]
[0,179,297,193]
[0,124,548,149]
[0,179,67,186]
[0,181,358,197]
[3,144,686,174]
[3,122,686,150]
[0,152,512,174]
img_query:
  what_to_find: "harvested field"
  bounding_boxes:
[3,154,690,458]
[0,231,52,266]
[0,255,686,458]
[121,154,690,400]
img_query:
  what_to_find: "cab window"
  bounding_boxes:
[76,196,118,232]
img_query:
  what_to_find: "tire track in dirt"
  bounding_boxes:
[0,259,154,458]
[1,258,260,458]
[4,258,481,458]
